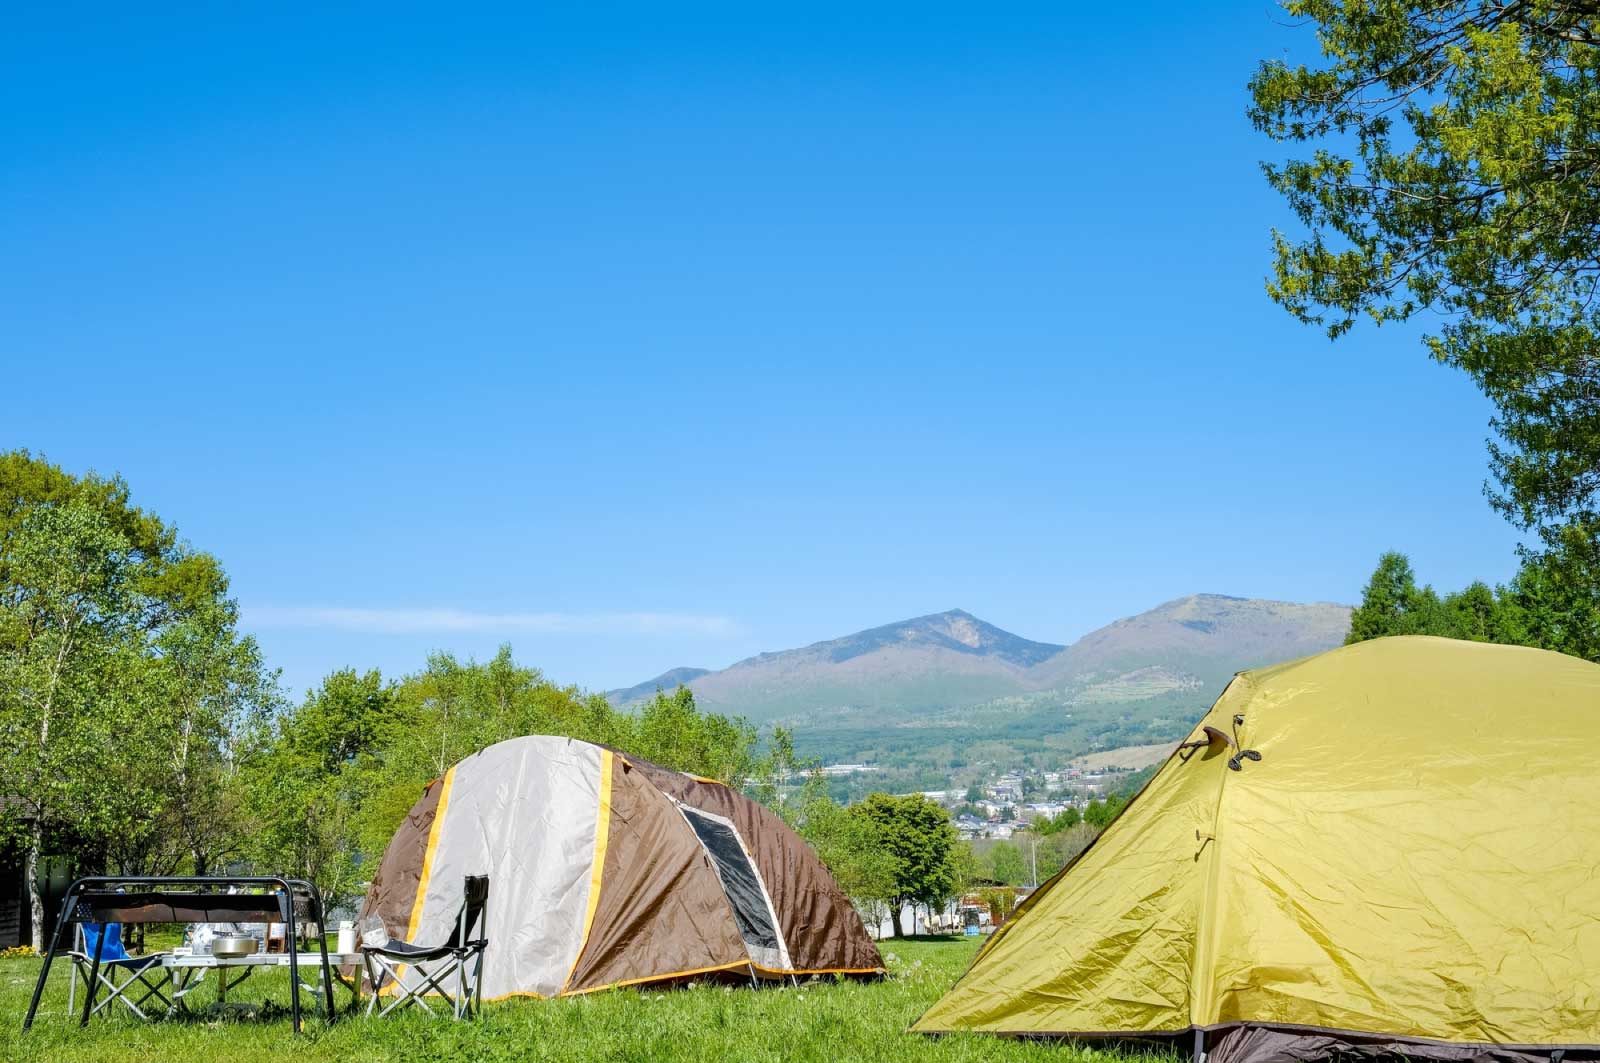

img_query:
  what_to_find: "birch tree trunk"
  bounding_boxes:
[26,819,45,954]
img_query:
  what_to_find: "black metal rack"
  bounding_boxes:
[21,875,336,1033]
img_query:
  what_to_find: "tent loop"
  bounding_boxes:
[1226,714,1262,772]
[1227,749,1262,771]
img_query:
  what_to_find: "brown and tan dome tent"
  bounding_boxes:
[358,735,883,1000]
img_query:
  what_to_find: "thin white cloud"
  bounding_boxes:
[244,606,738,637]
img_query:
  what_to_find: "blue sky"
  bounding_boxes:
[2,4,1525,699]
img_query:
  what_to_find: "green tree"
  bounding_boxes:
[780,773,896,907]
[107,601,279,878]
[631,685,758,786]
[1446,581,1500,641]
[1344,549,1598,659]
[989,841,1027,887]
[746,726,802,810]
[1084,794,1125,831]
[0,503,140,950]
[0,453,271,950]
[1034,805,1082,835]
[240,668,397,904]
[1346,552,1446,642]
[1508,526,1600,658]
[1250,3,1600,620]
[850,793,957,938]
[0,450,236,629]
[1037,822,1097,880]
[943,840,980,901]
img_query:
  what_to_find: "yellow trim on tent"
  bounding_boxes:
[480,961,884,1002]
[406,765,456,941]
[560,748,614,993]
[476,960,883,1003]
[484,961,755,1002]
[382,764,457,991]
[480,988,547,1002]
[752,964,885,977]
[562,960,754,996]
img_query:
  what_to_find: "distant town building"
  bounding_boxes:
[818,763,878,776]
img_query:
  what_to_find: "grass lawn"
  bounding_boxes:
[0,936,1155,1063]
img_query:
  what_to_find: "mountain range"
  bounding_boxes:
[609,595,1352,771]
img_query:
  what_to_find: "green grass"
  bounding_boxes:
[0,937,1155,1063]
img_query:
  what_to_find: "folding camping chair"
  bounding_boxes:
[65,922,172,1022]
[361,875,488,1019]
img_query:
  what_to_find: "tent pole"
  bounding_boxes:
[1192,1028,1205,1063]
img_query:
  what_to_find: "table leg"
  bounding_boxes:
[80,926,107,1026]
[167,968,200,1016]
[303,963,361,1017]
[215,965,252,1007]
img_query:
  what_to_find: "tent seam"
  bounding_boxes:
[1188,673,1253,1031]
[560,960,754,995]
[561,747,614,994]
[392,765,456,990]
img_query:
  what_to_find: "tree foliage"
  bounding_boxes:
[1032,805,1082,835]
[849,793,957,937]
[1083,793,1127,830]
[778,772,897,909]
[988,841,1027,887]
[240,668,396,905]
[1250,2,1600,596]
[0,452,275,949]
[1347,549,1599,658]
[1040,823,1098,878]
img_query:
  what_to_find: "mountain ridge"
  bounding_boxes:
[727,608,1065,671]
[607,596,1353,762]
[605,666,713,707]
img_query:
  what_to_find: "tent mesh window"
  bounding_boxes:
[679,807,780,952]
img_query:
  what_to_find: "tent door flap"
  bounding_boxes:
[678,804,790,971]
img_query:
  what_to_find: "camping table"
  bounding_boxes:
[21,875,337,1034]
[165,951,363,1016]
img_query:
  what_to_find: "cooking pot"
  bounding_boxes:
[210,935,259,959]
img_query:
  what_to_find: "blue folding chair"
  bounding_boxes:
[67,922,172,1021]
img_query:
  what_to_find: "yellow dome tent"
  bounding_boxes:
[915,636,1600,1063]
